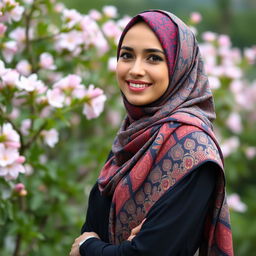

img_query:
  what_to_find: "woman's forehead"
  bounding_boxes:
[121,22,163,50]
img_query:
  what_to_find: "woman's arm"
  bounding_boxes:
[75,162,217,256]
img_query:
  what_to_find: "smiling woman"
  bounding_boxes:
[116,22,169,106]
[70,9,234,256]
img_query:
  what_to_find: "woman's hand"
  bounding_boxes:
[69,232,100,256]
[127,219,146,241]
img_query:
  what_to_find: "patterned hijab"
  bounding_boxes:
[98,10,233,256]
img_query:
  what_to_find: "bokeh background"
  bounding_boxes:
[0,0,255,255]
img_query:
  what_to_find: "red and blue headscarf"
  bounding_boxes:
[98,10,233,256]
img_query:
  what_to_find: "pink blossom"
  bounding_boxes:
[83,85,107,120]
[14,183,25,192]
[190,12,202,24]
[53,74,82,91]
[220,136,240,158]
[226,112,243,134]
[230,79,244,94]
[227,193,247,213]
[15,155,25,164]
[16,59,32,76]
[2,41,18,62]
[8,108,20,119]
[117,15,131,29]
[0,143,19,167]
[1,69,19,88]
[102,5,118,18]
[208,76,221,90]
[72,86,87,99]
[224,66,242,79]
[41,128,59,148]
[0,2,24,24]
[0,162,26,181]
[17,74,45,92]
[0,23,7,36]
[40,106,53,118]
[245,147,256,160]
[89,9,102,20]
[14,183,27,196]
[39,52,56,70]
[62,8,82,28]
[218,34,231,48]
[55,31,83,52]
[46,88,65,108]
[244,47,256,64]
[102,20,122,39]
[21,119,32,135]
[108,57,117,72]
[94,33,109,56]
[202,32,217,42]
[9,27,27,50]
[54,3,65,13]
[0,123,20,148]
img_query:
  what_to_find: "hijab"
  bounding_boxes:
[98,10,233,256]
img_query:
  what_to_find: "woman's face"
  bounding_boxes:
[116,22,169,106]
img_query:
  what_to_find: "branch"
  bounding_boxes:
[21,121,48,153]
[30,31,62,43]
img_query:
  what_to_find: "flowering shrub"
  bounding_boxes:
[0,2,255,255]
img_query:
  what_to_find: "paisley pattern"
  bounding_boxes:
[98,10,233,256]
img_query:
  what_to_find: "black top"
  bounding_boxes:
[80,162,217,256]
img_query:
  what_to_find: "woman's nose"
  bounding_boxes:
[129,59,145,77]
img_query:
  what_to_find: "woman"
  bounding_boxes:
[70,10,234,256]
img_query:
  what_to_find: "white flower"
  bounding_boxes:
[190,12,202,24]
[108,57,117,72]
[2,41,18,63]
[46,88,65,108]
[16,59,32,76]
[21,119,32,136]
[17,74,45,92]
[220,136,240,158]
[245,147,256,160]
[208,76,221,90]
[227,193,247,213]
[1,123,20,148]
[83,85,107,120]
[39,52,56,70]
[202,31,217,42]
[0,162,26,180]
[0,23,7,36]
[89,9,102,20]
[62,8,82,28]
[0,143,19,167]
[102,5,118,18]
[1,69,20,88]
[41,129,59,148]
[55,31,83,52]
[226,112,243,134]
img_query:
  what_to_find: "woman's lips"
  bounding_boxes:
[126,80,152,92]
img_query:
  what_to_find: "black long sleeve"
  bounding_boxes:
[80,162,217,256]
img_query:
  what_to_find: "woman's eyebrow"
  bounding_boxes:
[121,46,165,55]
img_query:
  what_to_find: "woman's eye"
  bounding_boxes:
[119,52,133,60]
[148,55,164,62]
